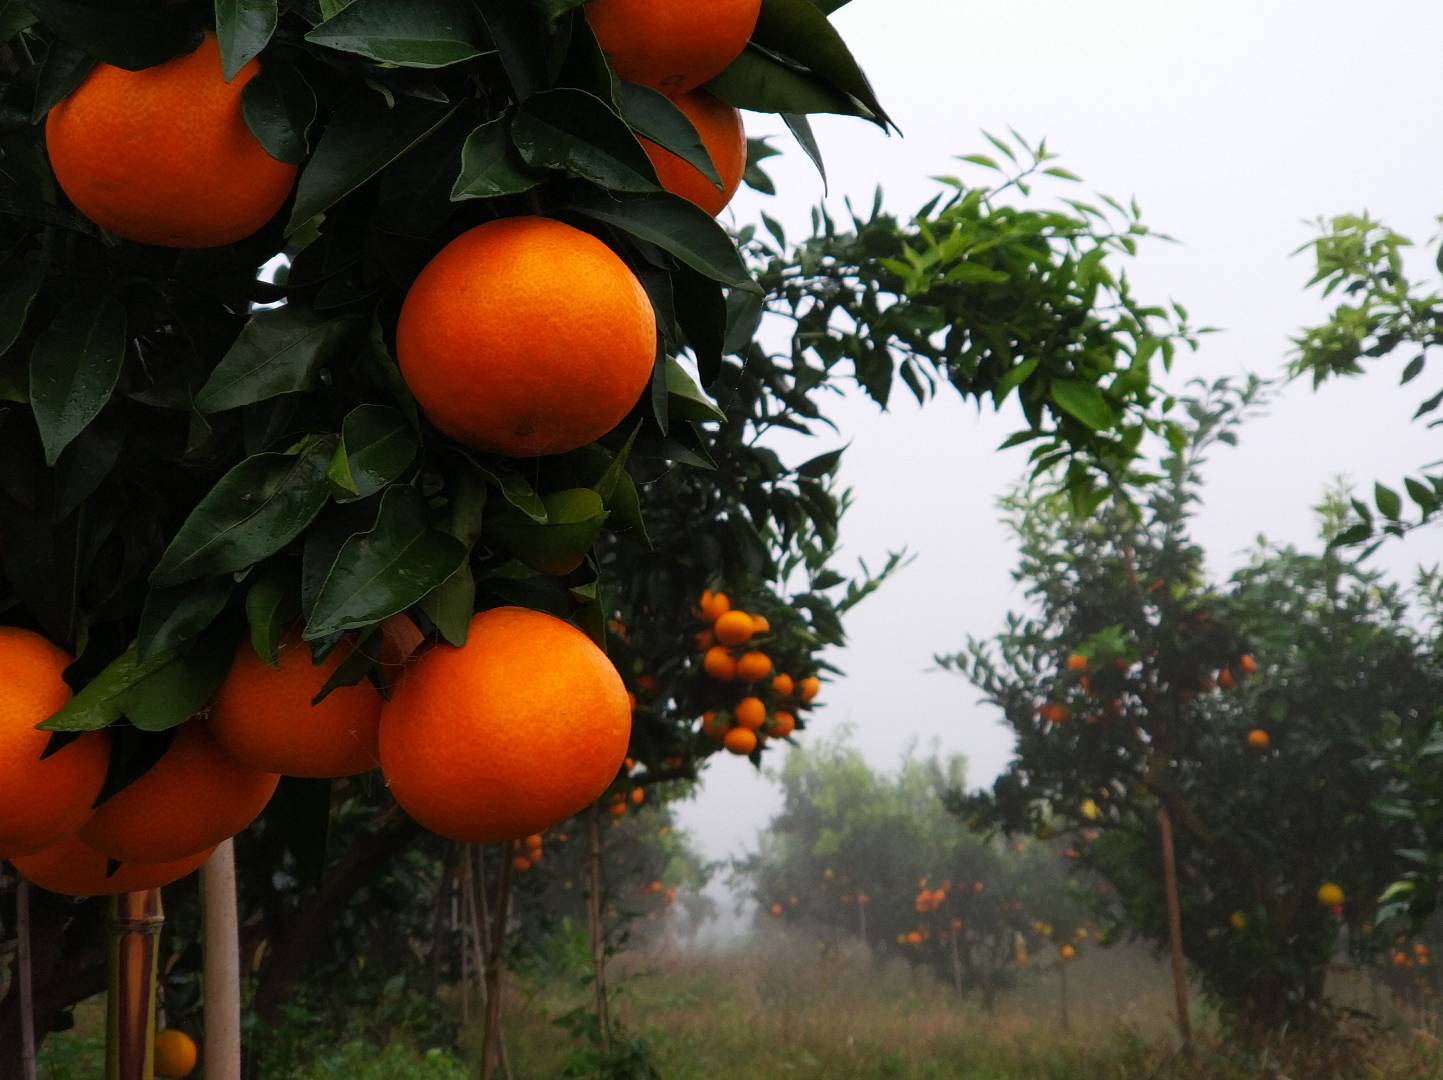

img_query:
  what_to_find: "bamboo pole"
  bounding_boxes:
[586,805,611,1053]
[1159,804,1192,1050]
[106,889,163,1080]
[16,879,36,1080]
[480,841,514,1080]
[202,841,241,1080]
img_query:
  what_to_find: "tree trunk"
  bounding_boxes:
[1058,961,1070,1033]
[16,880,36,1080]
[0,892,107,1067]
[480,841,514,1080]
[106,890,163,1080]
[203,841,242,1080]
[586,805,611,1054]
[1159,803,1192,1051]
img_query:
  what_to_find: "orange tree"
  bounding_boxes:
[944,380,1443,1031]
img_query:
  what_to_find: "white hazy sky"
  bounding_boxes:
[673,0,1443,870]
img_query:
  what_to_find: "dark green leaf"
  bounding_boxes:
[245,562,299,666]
[0,0,37,44]
[0,262,45,358]
[512,88,659,192]
[450,115,543,201]
[305,0,491,67]
[196,305,357,413]
[751,0,890,128]
[1375,482,1402,520]
[665,357,726,422]
[29,293,127,465]
[328,404,419,499]
[215,0,277,80]
[1050,379,1116,431]
[22,0,200,70]
[40,644,174,732]
[706,46,868,120]
[137,576,234,662]
[152,437,338,587]
[483,487,607,576]
[124,624,237,731]
[30,40,96,123]
[567,189,754,288]
[241,61,317,165]
[619,83,723,188]
[471,460,548,521]
[782,112,827,186]
[420,562,474,646]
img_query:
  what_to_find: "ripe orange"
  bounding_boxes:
[699,590,731,623]
[770,902,783,916]
[1218,668,1236,690]
[80,722,279,863]
[396,217,656,458]
[772,673,794,697]
[13,834,213,897]
[631,787,645,806]
[526,833,544,851]
[750,614,770,635]
[702,646,737,681]
[769,711,795,738]
[1066,654,1088,672]
[734,697,766,730]
[586,0,760,93]
[153,1030,198,1079]
[208,635,383,778]
[379,607,631,842]
[1040,704,1070,725]
[513,854,533,872]
[735,651,772,682]
[713,610,755,646]
[45,35,296,248]
[607,798,628,818]
[0,628,110,858]
[1246,729,1270,751]
[1239,653,1258,674]
[723,727,757,755]
[1061,944,1077,961]
[700,712,728,740]
[797,676,821,702]
[1317,882,1344,908]
[641,92,746,217]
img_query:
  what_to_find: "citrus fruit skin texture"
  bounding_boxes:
[713,610,754,646]
[44,35,297,249]
[13,834,213,898]
[641,92,746,217]
[208,636,383,778]
[79,722,279,863]
[153,1030,199,1079]
[0,628,110,859]
[723,727,757,755]
[380,607,632,842]
[586,0,761,94]
[396,217,657,459]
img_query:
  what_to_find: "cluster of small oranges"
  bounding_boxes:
[1392,940,1432,969]
[512,832,549,873]
[694,590,821,756]
[1040,651,1259,730]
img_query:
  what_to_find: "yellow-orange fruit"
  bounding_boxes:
[153,1030,198,1079]
[586,0,761,93]
[1240,654,1258,674]
[1246,729,1270,751]
[631,787,645,806]
[14,834,213,898]
[513,855,533,872]
[769,711,795,738]
[80,723,279,863]
[702,646,737,681]
[723,727,757,755]
[0,628,110,858]
[735,651,772,682]
[700,711,728,740]
[771,673,794,697]
[208,636,383,779]
[608,799,628,818]
[798,676,821,702]
[379,607,631,842]
[734,696,766,731]
[526,833,544,851]
[641,92,746,217]
[44,35,296,248]
[750,614,770,635]
[1066,654,1088,672]
[713,610,755,646]
[695,629,714,651]
[396,217,656,458]
[1061,944,1077,961]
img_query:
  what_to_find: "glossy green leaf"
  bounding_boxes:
[665,357,726,422]
[567,189,754,288]
[137,576,234,662]
[30,40,96,123]
[305,0,492,67]
[471,460,548,521]
[512,88,659,192]
[196,305,357,413]
[752,0,891,128]
[619,83,723,188]
[420,562,474,647]
[242,61,317,165]
[215,0,277,80]
[328,404,419,499]
[23,0,200,70]
[152,437,338,587]
[706,46,868,120]
[304,485,468,639]
[125,625,237,731]
[1375,482,1402,520]
[1050,380,1115,431]
[0,0,37,44]
[29,293,127,466]
[245,563,300,666]
[451,115,543,201]
[40,644,174,732]
[483,487,607,576]
[0,262,45,358]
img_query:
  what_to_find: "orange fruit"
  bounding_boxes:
[702,646,737,681]
[607,799,628,818]
[526,834,544,850]
[396,217,656,458]
[1066,654,1088,672]
[641,92,746,217]
[698,589,732,622]
[770,902,783,916]
[797,676,821,702]
[0,628,110,858]
[153,1030,198,1079]
[14,834,213,898]
[723,727,757,755]
[1240,654,1258,674]
[1317,883,1344,908]
[734,696,765,731]
[1246,729,1270,751]
[1218,668,1236,690]
[513,854,533,872]
[735,651,772,682]
[906,931,923,945]
[45,35,296,248]
[713,610,755,646]
[80,722,279,863]
[768,711,795,738]
[208,635,383,779]
[631,787,645,806]
[379,607,631,842]
[587,0,760,93]
[1040,704,1070,725]
[700,711,728,740]
[750,614,770,635]
[771,673,794,697]
[1061,944,1077,961]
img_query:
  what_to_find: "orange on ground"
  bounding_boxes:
[797,676,821,702]
[772,673,794,697]
[702,646,737,681]
[14,834,213,898]
[80,722,278,863]
[45,35,295,248]
[0,628,110,858]
[380,608,631,842]
[153,1030,198,1079]
[713,609,755,646]
[1246,729,1270,751]
[699,590,731,623]
[641,92,746,217]
[734,697,766,731]
[735,651,772,682]
[586,0,760,93]
[769,711,795,738]
[723,727,757,755]
[396,217,656,458]
[1066,654,1088,672]
[208,635,383,778]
